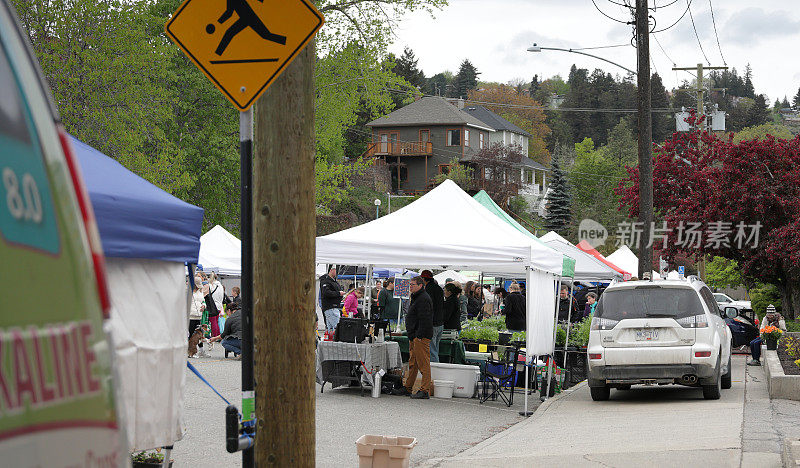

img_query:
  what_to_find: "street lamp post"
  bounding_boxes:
[526,43,636,76]
[374,198,381,219]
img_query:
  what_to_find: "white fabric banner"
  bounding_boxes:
[526,269,557,355]
[106,258,187,450]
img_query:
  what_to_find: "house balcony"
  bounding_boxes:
[366,141,433,157]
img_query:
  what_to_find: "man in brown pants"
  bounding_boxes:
[394,276,434,399]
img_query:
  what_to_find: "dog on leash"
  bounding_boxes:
[188,324,210,357]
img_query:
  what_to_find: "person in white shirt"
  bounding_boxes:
[189,279,207,357]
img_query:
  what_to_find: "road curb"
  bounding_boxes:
[764,350,800,401]
[417,380,587,467]
[784,438,800,467]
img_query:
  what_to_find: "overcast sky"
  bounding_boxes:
[389,0,800,103]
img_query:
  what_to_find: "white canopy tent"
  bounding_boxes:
[317,181,569,276]
[317,180,574,356]
[433,269,469,285]
[607,245,662,279]
[198,224,241,276]
[540,231,622,281]
[317,181,579,410]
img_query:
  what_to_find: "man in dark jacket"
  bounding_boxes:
[557,285,580,323]
[420,270,444,363]
[320,267,345,332]
[210,302,242,358]
[394,276,433,399]
[503,283,526,332]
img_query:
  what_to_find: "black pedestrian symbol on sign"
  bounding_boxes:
[208,0,286,57]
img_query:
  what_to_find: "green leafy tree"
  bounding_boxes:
[732,123,794,144]
[544,151,571,233]
[705,257,744,289]
[426,71,453,96]
[432,157,474,191]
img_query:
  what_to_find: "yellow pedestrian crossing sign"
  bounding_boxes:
[165,0,324,111]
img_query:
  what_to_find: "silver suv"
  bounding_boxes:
[587,277,732,401]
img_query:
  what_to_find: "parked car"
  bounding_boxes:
[0,0,121,464]
[713,292,751,310]
[720,304,760,348]
[587,277,733,401]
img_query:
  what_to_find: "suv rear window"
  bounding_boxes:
[594,286,705,321]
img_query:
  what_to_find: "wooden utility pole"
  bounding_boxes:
[252,39,317,466]
[635,0,653,278]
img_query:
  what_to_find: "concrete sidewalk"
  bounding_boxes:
[423,356,748,467]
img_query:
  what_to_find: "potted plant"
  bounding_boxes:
[132,450,172,468]
[761,325,783,350]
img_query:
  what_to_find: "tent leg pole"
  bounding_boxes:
[562,281,575,390]
[520,266,533,416]
[542,276,561,402]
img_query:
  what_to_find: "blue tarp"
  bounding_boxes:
[71,135,204,263]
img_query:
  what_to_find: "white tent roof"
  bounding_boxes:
[433,269,469,285]
[198,225,241,275]
[540,231,622,281]
[316,180,568,275]
[607,245,661,279]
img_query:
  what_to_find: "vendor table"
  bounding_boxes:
[386,336,466,364]
[316,341,402,394]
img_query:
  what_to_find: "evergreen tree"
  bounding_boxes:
[773,99,782,112]
[743,64,755,99]
[781,96,790,108]
[746,94,770,127]
[544,151,572,233]
[529,74,540,97]
[793,87,800,108]
[651,73,672,142]
[451,59,480,98]
[393,47,426,89]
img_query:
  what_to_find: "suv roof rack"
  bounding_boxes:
[686,275,701,283]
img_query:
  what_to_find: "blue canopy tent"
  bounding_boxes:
[70,135,203,451]
[71,136,204,262]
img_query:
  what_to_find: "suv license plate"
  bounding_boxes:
[635,330,659,341]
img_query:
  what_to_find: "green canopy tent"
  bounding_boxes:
[472,190,575,278]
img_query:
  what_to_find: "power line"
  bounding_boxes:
[708,0,727,66]
[571,43,633,51]
[652,0,692,33]
[591,0,631,24]
[687,1,711,65]
[371,85,678,113]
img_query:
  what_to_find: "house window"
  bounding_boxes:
[438,164,450,175]
[479,133,485,149]
[419,129,430,142]
[447,129,461,146]
[464,129,470,146]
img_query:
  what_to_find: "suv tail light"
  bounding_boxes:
[58,128,111,318]
[591,317,619,330]
[676,314,708,328]
[588,353,602,360]
[694,351,712,357]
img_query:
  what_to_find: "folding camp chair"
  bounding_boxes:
[480,344,520,407]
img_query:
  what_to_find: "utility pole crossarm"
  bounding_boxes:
[672,66,728,71]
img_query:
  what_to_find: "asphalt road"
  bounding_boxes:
[170,344,540,467]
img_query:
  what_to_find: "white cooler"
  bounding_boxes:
[430,363,480,398]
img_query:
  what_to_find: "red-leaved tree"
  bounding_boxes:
[617,114,800,319]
